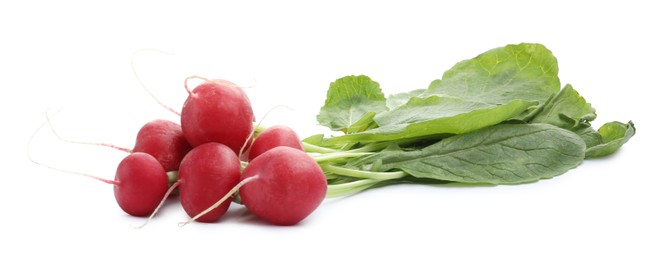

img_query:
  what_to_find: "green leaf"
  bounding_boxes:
[530,84,596,130]
[352,124,585,184]
[321,43,559,145]
[386,89,425,110]
[316,75,387,133]
[376,95,501,127]
[585,121,636,158]
[425,43,560,106]
[346,112,378,134]
[574,126,604,148]
[323,99,535,145]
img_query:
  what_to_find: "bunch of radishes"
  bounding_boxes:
[69,78,328,226]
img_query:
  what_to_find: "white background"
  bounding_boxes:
[1,1,665,259]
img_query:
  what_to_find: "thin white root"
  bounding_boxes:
[133,181,181,229]
[131,49,182,116]
[238,104,295,159]
[238,76,258,89]
[45,110,132,153]
[28,110,119,185]
[183,75,210,96]
[178,175,260,227]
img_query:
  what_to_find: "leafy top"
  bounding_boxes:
[316,75,387,133]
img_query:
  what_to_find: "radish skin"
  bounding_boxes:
[132,119,191,171]
[178,142,241,223]
[113,152,169,217]
[240,146,327,225]
[248,125,304,161]
[180,79,254,153]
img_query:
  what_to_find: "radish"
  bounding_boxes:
[30,116,171,217]
[180,78,254,154]
[248,125,304,161]
[30,151,169,217]
[46,113,190,172]
[179,146,326,226]
[240,146,327,225]
[113,152,169,217]
[178,142,241,223]
[132,119,191,171]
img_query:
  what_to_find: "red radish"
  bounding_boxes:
[31,114,172,218]
[46,114,190,172]
[180,78,254,153]
[240,146,327,225]
[248,125,304,161]
[178,142,241,223]
[132,119,191,171]
[29,148,169,217]
[113,152,169,217]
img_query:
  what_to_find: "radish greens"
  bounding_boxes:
[305,43,636,197]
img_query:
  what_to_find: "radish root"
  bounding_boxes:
[238,105,295,160]
[183,75,210,96]
[133,180,181,229]
[28,112,120,185]
[178,175,260,227]
[45,110,132,153]
[131,49,181,116]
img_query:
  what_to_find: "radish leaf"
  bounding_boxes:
[585,121,636,158]
[352,124,585,184]
[425,43,560,106]
[316,75,387,133]
[323,98,535,145]
[530,84,596,130]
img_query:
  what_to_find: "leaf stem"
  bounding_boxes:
[326,179,382,197]
[311,152,373,163]
[252,122,267,136]
[321,164,406,181]
[302,142,339,154]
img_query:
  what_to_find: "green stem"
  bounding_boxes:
[302,142,339,153]
[327,179,382,197]
[312,152,373,163]
[167,170,179,186]
[166,170,180,195]
[252,122,267,135]
[321,164,406,180]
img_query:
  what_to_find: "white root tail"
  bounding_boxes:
[238,104,295,160]
[133,181,181,229]
[131,49,182,117]
[178,175,259,227]
[183,75,210,96]
[45,110,132,153]
[28,110,120,185]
